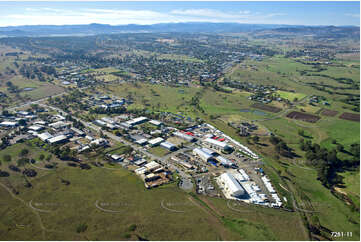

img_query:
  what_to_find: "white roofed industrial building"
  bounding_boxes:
[160,141,176,151]
[126,116,148,126]
[0,121,18,127]
[173,131,196,142]
[149,120,162,126]
[37,132,53,142]
[216,156,234,167]
[219,173,246,198]
[28,125,44,131]
[144,161,161,172]
[148,137,164,146]
[48,134,68,144]
[203,138,232,151]
[193,148,213,162]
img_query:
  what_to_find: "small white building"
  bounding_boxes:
[28,125,44,131]
[71,127,85,136]
[94,119,107,127]
[90,138,109,147]
[37,132,53,142]
[110,154,123,162]
[126,116,148,126]
[149,120,162,126]
[78,145,90,153]
[0,121,18,127]
[48,135,68,144]
[49,121,70,129]
[216,156,234,167]
[135,138,148,146]
[160,141,176,151]
[134,159,147,166]
[135,166,148,175]
[148,137,164,147]
[101,117,115,124]
[144,161,161,172]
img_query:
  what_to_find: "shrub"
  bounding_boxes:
[23,169,37,177]
[0,170,10,177]
[3,154,11,162]
[76,223,88,233]
[19,148,29,157]
[8,165,20,172]
[128,224,137,232]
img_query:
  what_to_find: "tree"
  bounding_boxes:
[3,154,11,162]
[18,119,27,126]
[336,144,344,152]
[23,168,37,177]
[76,223,88,233]
[252,135,260,144]
[17,158,29,167]
[46,154,52,162]
[269,135,281,145]
[298,129,305,137]
[350,143,360,157]
[19,148,29,157]
[39,154,45,161]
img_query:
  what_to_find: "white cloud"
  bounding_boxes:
[171,8,253,19]
[239,10,251,15]
[345,13,360,18]
[0,7,287,26]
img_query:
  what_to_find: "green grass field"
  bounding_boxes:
[341,171,360,209]
[148,146,170,157]
[287,166,360,241]
[277,90,307,101]
[0,161,310,241]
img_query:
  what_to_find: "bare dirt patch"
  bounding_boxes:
[286,111,320,123]
[251,103,282,113]
[320,108,339,117]
[339,112,360,122]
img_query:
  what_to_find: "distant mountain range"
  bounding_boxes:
[0,22,358,37]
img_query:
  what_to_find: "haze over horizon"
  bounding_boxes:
[0,1,359,27]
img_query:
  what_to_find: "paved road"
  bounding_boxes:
[8,86,89,111]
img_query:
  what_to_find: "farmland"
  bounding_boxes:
[286,111,321,123]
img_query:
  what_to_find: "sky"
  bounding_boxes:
[0,1,359,27]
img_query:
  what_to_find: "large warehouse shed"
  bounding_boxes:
[203,138,233,152]
[219,173,246,198]
[193,147,213,162]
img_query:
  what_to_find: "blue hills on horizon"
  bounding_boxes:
[0,22,359,37]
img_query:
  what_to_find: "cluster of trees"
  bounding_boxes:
[48,90,88,112]
[51,146,78,161]
[19,64,52,82]
[189,91,205,113]
[300,139,359,188]
[23,168,37,177]
[65,115,84,129]
[89,106,126,115]
[269,135,297,158]
[6,81,21,94]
